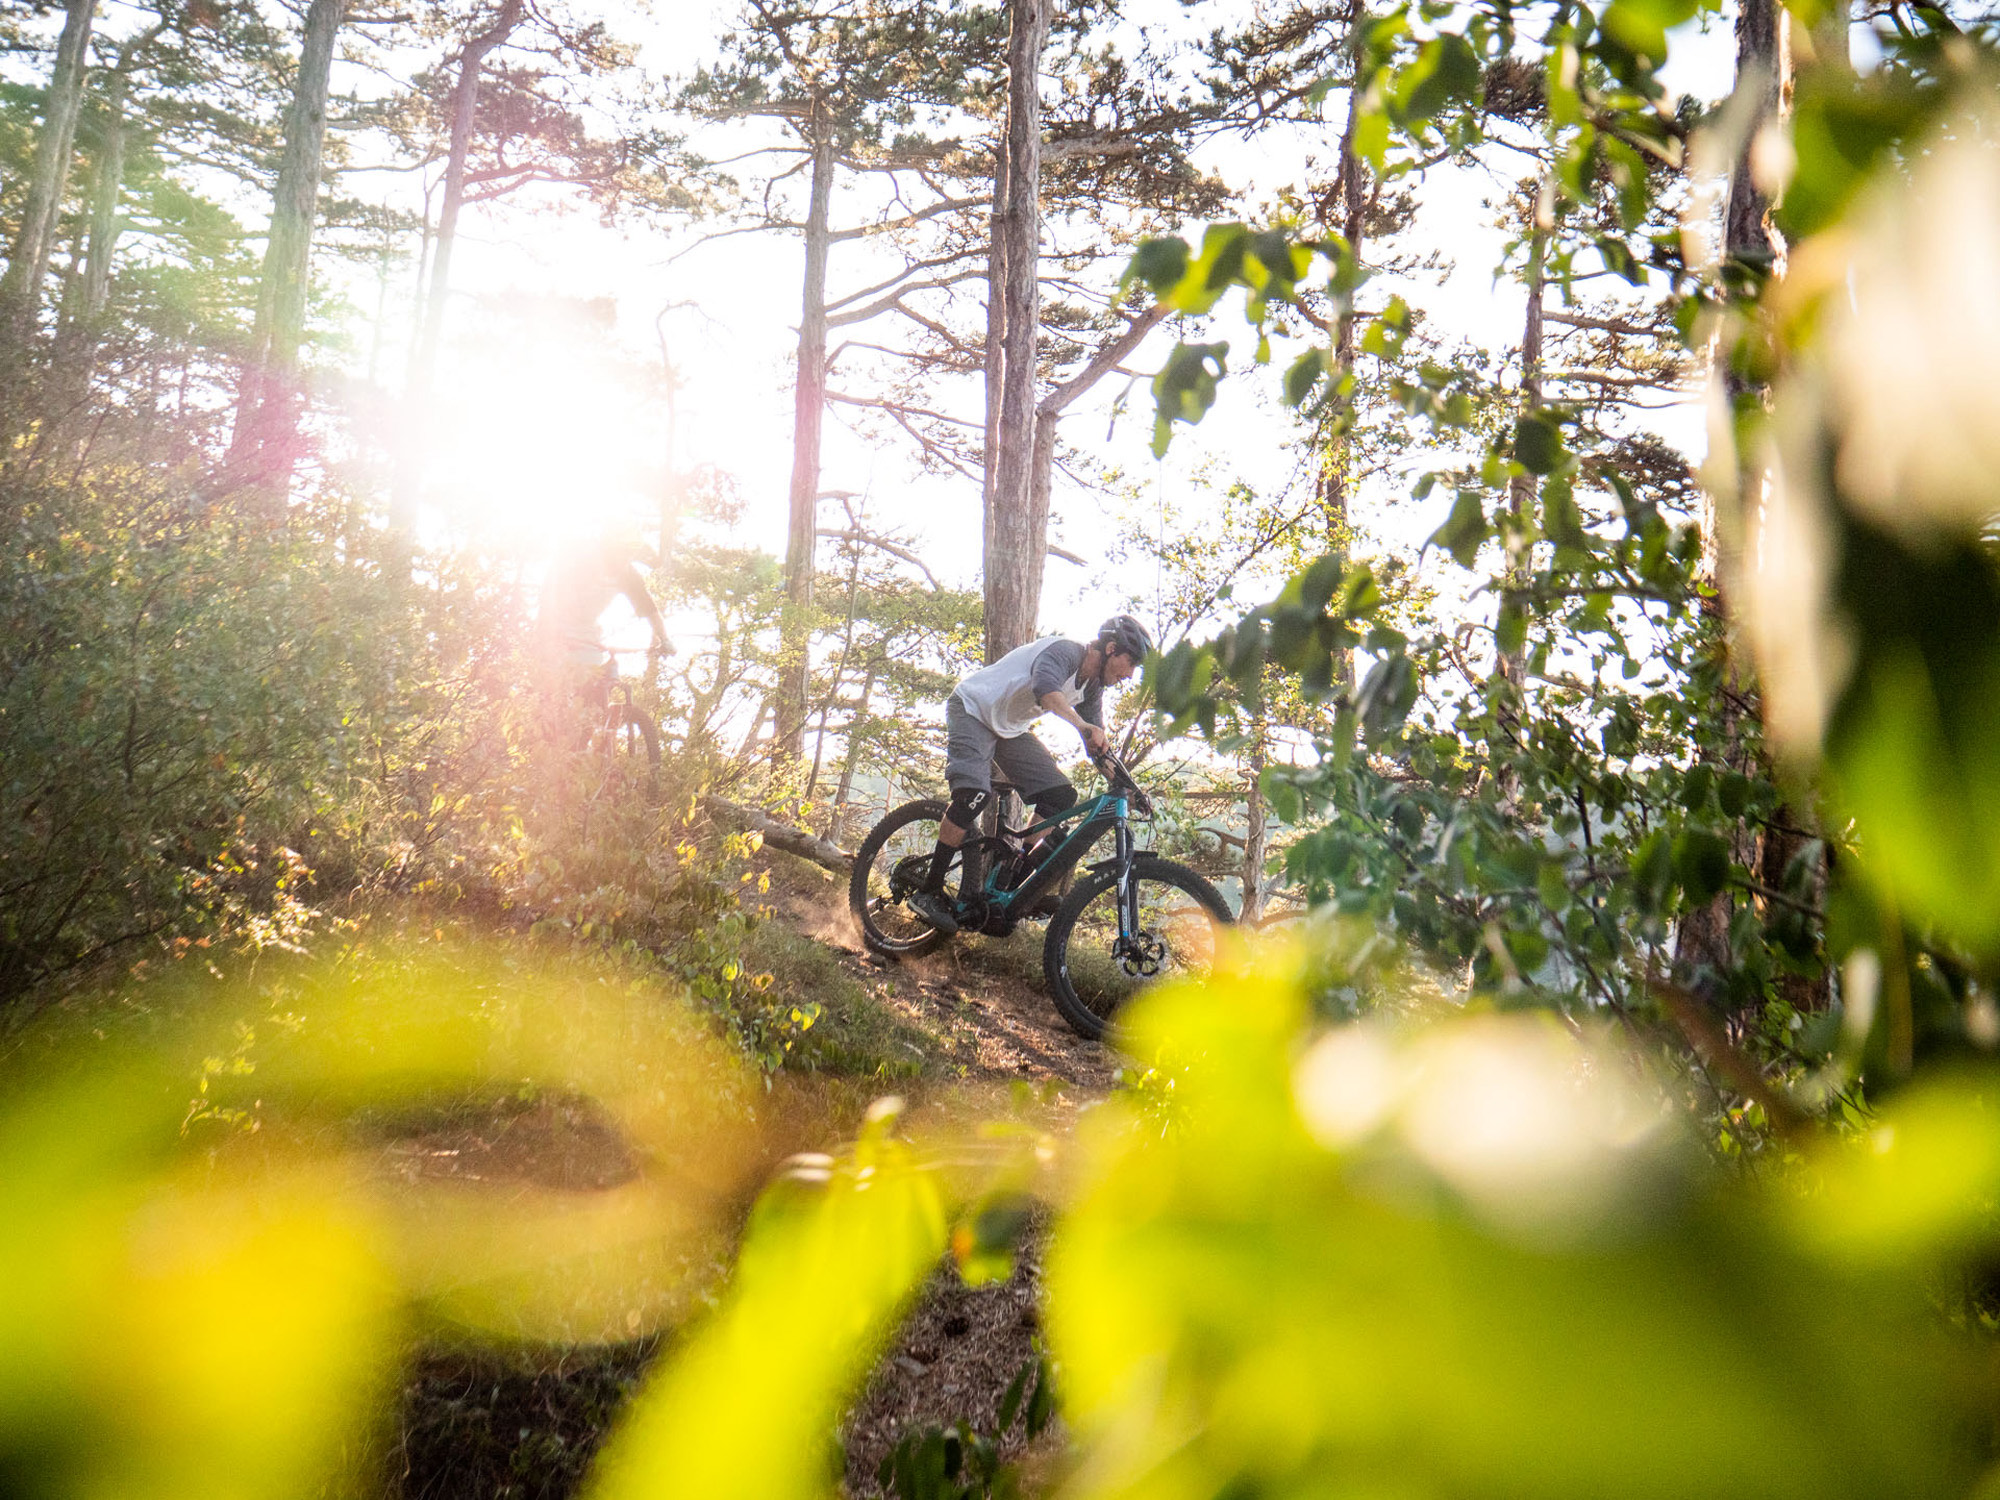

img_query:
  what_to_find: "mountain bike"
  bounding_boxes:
[847,751,1233,1040]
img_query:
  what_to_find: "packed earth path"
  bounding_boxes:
[379,844,1120,1498]
[756,847,1115,1494]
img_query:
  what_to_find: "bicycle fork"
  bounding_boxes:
[1111,822,1140,946]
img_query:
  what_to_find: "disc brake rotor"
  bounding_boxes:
[1117,931,1169,978]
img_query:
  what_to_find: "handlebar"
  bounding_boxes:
[1094,749,1154,817]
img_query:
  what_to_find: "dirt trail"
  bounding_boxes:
[376,849,1115,1497]
[759,855,1106,1490]
[760,851,1119,1093]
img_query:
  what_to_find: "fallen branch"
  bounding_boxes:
[704,796,853,875]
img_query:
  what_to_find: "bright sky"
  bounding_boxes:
[348,0,1742,662]
[36,1,1736,653]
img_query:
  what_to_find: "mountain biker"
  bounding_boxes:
[534,524,672,745]
[907,614,1154,934]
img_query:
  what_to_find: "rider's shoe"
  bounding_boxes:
[906,889,960,935]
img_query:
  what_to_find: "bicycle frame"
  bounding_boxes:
[954,756,1147,936]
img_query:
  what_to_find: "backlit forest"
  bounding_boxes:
[5,0,2000,1495]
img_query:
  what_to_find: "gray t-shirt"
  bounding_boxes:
[954,636,1103,738]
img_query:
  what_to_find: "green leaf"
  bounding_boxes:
[1598,0,1699,71]
[1543,474,1590,555]
[997,1364,1030,1433]
[1682,763,1715,812]
[1538,860,1571,910]
[1269,775,1303,827]
[1392,33,1483,124]
[1431,491,1488,569]
[1284,348,1329,407]
[1124,237,1191,300]
[1297,553,1347,614]
[1355,653,1419,741]
[1631,829,1674,914]
[1150,342,1231,455]
[1672,829,1732,907]
[1504,924,1551,974]
[1716,771,1751,820]
[1513,413,1567,476]
[1170,223,1254,315]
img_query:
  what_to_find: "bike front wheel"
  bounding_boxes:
[849,798,953,958]
[1042,856,1233,1040]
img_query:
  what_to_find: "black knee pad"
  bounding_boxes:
[943,786,992,832]
[1030,782,1079,819]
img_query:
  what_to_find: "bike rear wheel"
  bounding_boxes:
[849,798,954,958]
[1043,856,1233,1040]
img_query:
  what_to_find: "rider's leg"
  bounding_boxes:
[925,786,991,891]
[1019,782,1079,872]
[927,697,999,894]
[908,781,988,935]
[991,733,1076,870]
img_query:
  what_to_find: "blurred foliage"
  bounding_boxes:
[1130,0,2000,1141]
[17,933,2000,1500]
[0,938,753,1500]
[11,1,2000,1498]
[587,1101,948,1500]
[1047,950,1998,1500]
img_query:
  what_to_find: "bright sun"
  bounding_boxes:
[417,294,673,556]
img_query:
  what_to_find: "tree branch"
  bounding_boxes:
[828,194,988,243]
[1039,305,1170,419]
[817,527,940,590]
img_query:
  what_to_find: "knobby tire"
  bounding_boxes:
[1042,856,1233,1041]
[849,798,952,958]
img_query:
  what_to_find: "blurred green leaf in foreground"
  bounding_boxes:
[1048,944,1995,1500]
[13,930,2000,1498]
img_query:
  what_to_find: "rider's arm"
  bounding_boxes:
[1030,642,1107,752]
[1041,690,1108,753]
[613,563,674,655]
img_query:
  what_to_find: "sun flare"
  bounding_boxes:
[416,295,670,555]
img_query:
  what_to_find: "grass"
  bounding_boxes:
[743,916,944,1080]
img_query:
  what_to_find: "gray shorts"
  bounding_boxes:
[944,694,1070,800]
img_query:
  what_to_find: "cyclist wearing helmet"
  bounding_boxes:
[533,524,672,747]
[908,614,1154,934]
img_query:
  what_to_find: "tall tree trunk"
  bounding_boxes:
[1241,712,1270,924]
[982,0,1050,663]
[77,18,163,341]
[981,128,1011,599]
[778,122,836,758]
[1315,18,1369,698]
[1498,219,1544,698]
[0,0,95,350]
[80,70,128,324]
[0,0,95,374]
[227,0,347,514]
[1676,0,1791,1002]
[391,0,524,538]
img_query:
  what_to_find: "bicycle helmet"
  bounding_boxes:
[1098,613,1154,661]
